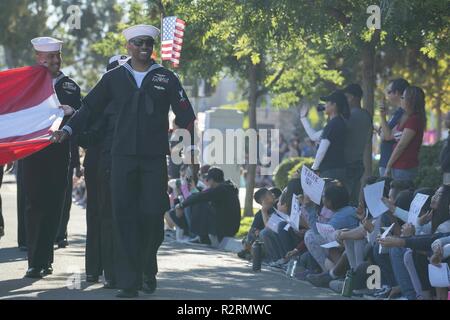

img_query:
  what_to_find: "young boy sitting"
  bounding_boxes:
[238,188,276,260]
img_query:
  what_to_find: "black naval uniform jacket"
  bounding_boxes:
[54,72,82,129]
[53,73,82,160]
[64,59,196,156]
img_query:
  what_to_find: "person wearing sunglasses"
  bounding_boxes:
[378,78,409,176]
[51,25,197,298]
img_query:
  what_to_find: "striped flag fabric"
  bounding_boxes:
[0,65,63,165]
[161,16,186,67]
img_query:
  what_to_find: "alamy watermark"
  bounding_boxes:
[170,128,279,175]
[366,264,381,290]
[65,265,81,290]
[67,5,82,30]
[366,5,381,30]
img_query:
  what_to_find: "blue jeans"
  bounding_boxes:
[389,247,416,300]
[391,167,418,181]
[379,167,386,177]
[277,221,300,255]
[259,228,285,262]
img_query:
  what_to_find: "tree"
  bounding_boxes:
[0,0,49,68]
[284,0,450,176]
[171,0,343,216]
[0,0,121,89]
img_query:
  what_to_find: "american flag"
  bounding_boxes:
[161,16,185,67]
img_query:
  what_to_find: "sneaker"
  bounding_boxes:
[391,296,408,300]
[175,228,185,241]
[176,236,191,243]
[268,258,287,269]
[353,288,377,297]
[306,271,333,288]
[187,236,201,244]
[373,286,391,299]
[295,269,312,281]
[329,279,344,294]
[164,229,175,239]
[237,249,250,260]
[208,234,220,248]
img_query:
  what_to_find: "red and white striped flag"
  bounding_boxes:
[0,65,63,165]
[161,16,186,67]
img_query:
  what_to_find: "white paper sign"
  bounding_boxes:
[378,223,395,254]
[301,166,325,205]
[276,211,290,222]
[363,181,388,218]
[408,193,429,226]
[267,214,285,233]
[316,223,336,242]
[428,264,450,288]
[289,194,301,231]
[320,241,341,249]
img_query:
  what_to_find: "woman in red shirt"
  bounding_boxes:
[385,86,426,181]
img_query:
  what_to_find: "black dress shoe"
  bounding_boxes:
[57,239,69,248]
[116,289,138,298]
[40,265,53,276]
[141,277,157,294]
[103,280,116,289]
[86,275,99,283]
[25,268,42,279]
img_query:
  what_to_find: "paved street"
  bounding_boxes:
[0,173,344,300]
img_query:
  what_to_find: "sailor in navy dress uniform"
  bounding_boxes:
[23,37,81,278]
[51,25,196,298]
[79,55,128,287]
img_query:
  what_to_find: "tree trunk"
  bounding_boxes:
[434,62,443,142]
[243,63,258,217]
[4,46,18,68]
[435,95,442,142]
[361,43,376,178]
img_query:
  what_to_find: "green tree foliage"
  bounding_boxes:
[0,0,121,89]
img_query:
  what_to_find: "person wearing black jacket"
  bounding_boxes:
[24,37,82,278]
[51,25,197,298]
[16,160,27,250]
[176,167,241,245]
[78,56,125,286]
[55,140,81,248]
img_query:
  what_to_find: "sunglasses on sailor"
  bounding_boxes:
[129,37,154,47]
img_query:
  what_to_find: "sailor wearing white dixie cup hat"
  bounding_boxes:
[51,25,197,298]
[23,36,82,279]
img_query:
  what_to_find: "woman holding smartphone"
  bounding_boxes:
[300,90,350,182]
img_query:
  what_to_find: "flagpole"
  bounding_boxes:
[160,11,164,66]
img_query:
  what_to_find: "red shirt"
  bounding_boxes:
[392,114,424,169]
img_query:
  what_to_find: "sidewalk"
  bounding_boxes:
[0,173,345,300]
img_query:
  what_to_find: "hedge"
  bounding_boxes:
[273,142,443,191]
[273,157,314,190]
[414,141,443,189]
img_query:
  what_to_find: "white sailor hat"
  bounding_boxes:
[122,24,160,41]
[31,37,63,52]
